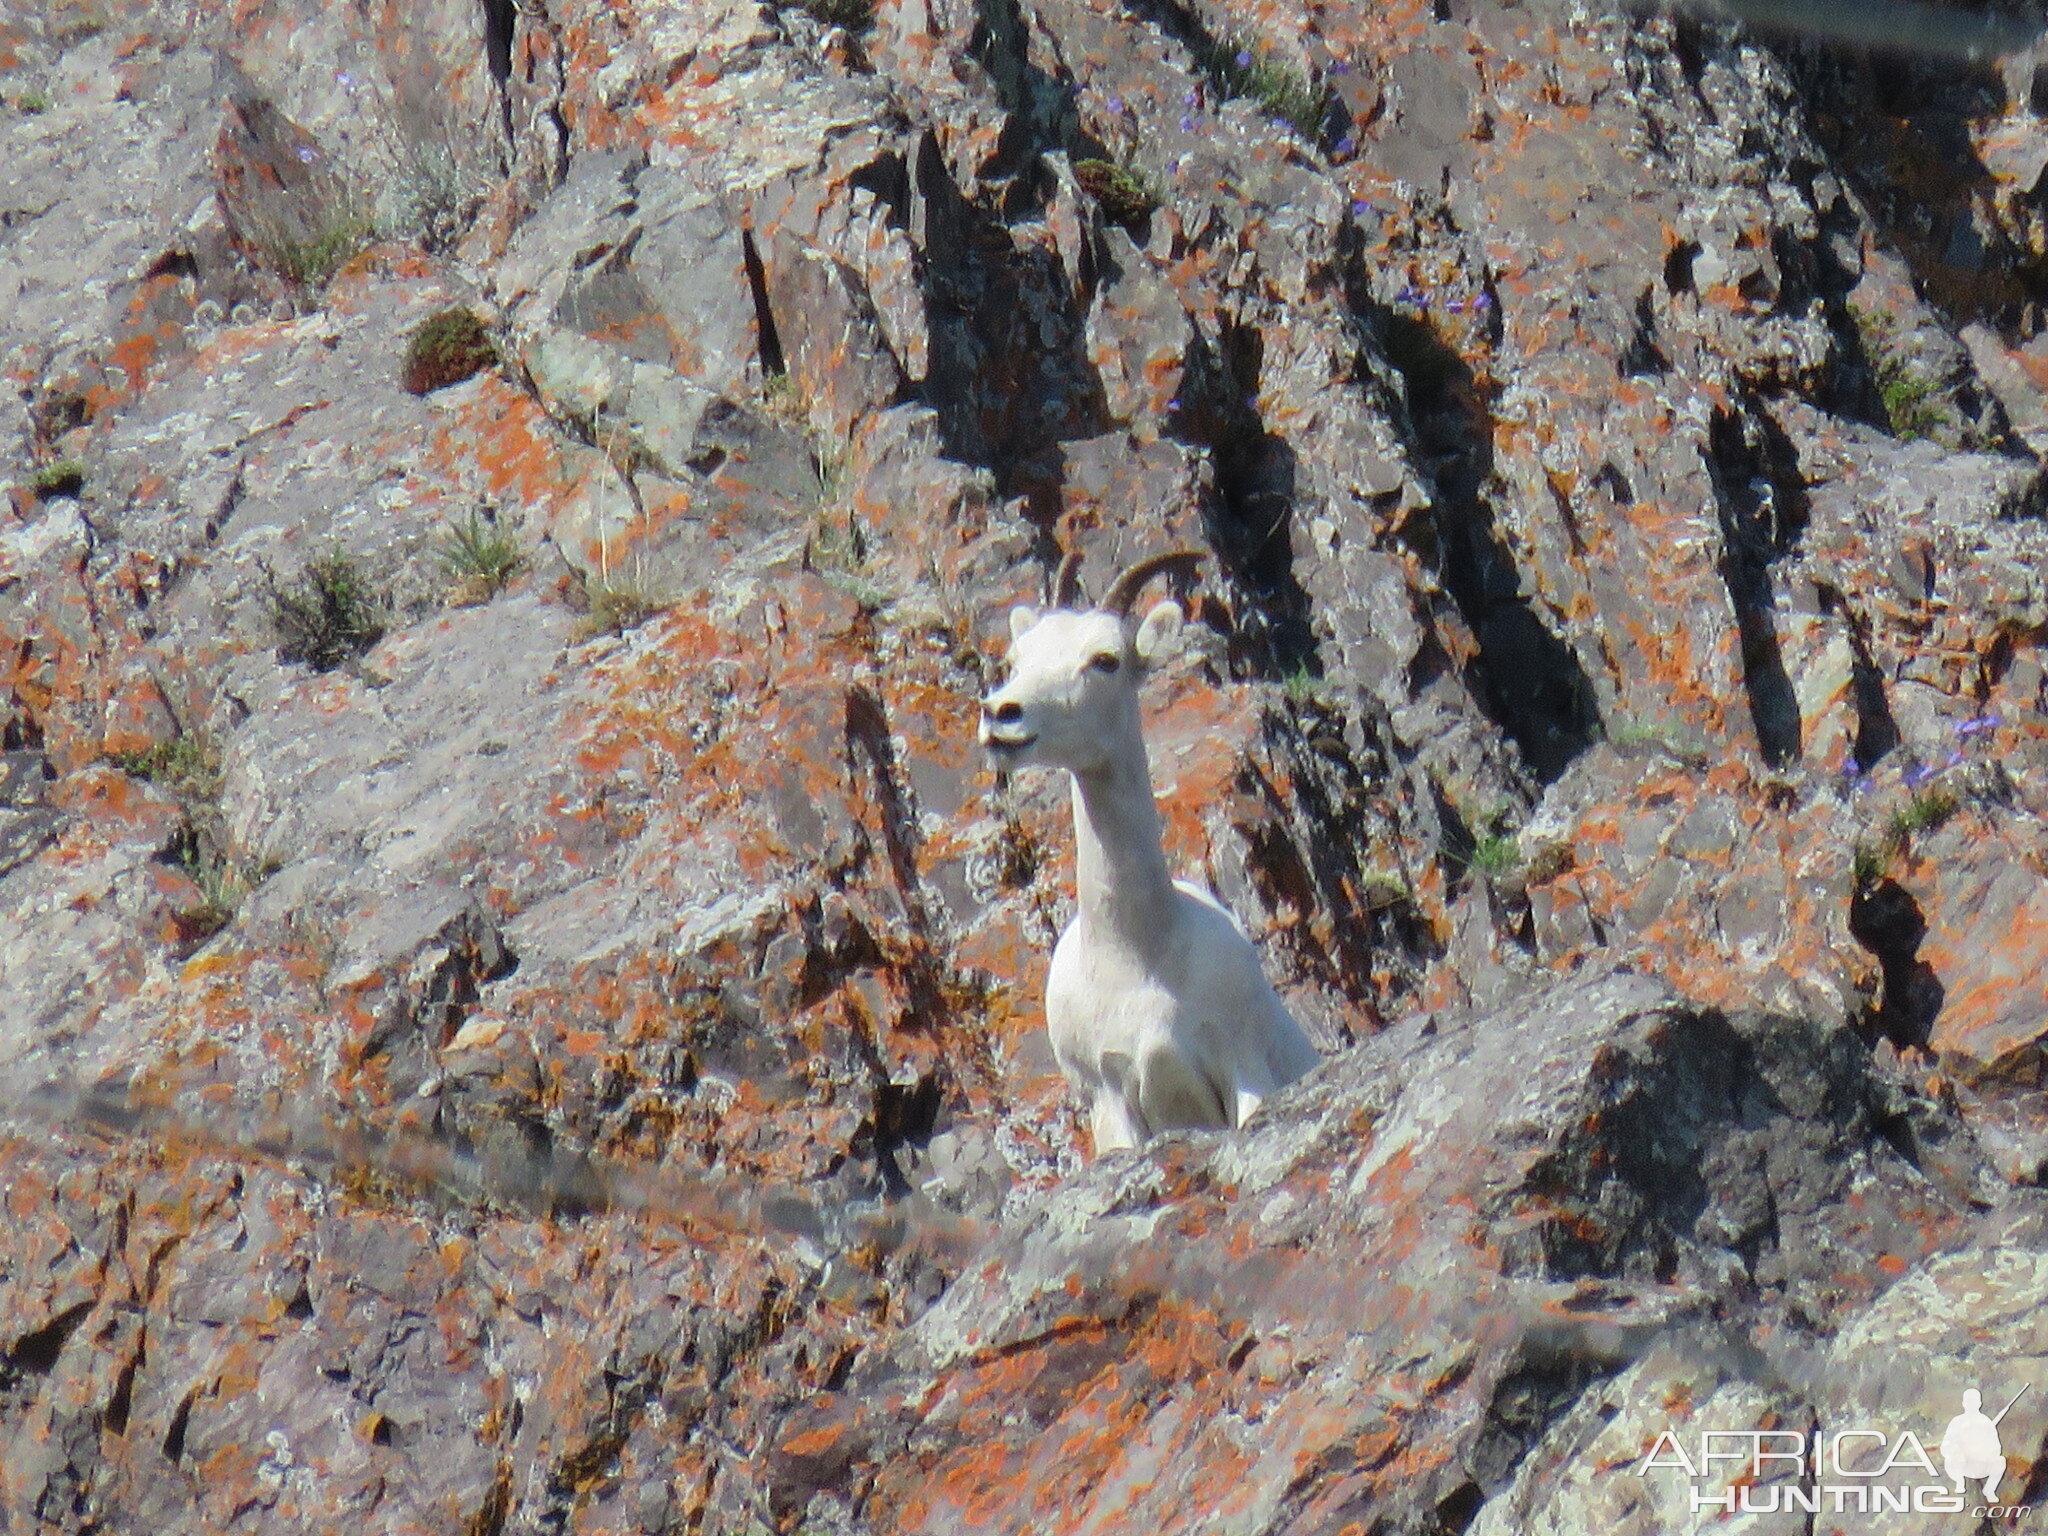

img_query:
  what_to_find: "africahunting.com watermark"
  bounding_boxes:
[1638,1387,2033,1520]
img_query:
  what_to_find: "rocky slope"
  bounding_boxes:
[3,0,2048,1530]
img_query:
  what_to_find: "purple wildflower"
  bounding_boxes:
[335,70,356,89]
[1956,713,2001,738]
[1351,198,1372,216]
[1184,88,1200,107]
[1235,49,1253,68]
[1181,114,1197,132]
[1473,293,1493,312]
[1332,60,1351,74]
[296,146,318,164]
[1947,749,1967,768]
[1854,775,1875,795]
[1167,397,1181,410]
[1904,763,1938,789]
[1107,95,1126,114]
[1447,299,1465,313]
[1334,133,1356,156]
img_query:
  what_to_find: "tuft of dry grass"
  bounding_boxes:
[574,574,671,641]
[1197,38,1332,140]
[247,206,373,293]
[436,511,525,605]
[268,550,388,672]
[111,734,223,800]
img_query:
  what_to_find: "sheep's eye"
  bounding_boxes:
[1088,652,1121,675]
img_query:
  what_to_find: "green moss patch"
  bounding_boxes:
[402,308,498,396]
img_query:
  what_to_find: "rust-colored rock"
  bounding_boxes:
[2,0,2047,1529]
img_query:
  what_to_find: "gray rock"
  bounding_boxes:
[780,973,1991,1528]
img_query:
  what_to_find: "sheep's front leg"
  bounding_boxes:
[1234,1087,1265,1129]
[1137,1042,1231,1133]
[1089,1089,1146,1154]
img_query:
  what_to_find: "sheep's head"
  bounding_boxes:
[979,550,1201,775]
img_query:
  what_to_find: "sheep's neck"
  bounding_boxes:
[1069,747,1176,948]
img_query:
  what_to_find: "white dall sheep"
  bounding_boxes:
[978,549,1320,1153]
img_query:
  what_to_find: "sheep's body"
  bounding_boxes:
[1048,878,1321,1152]
[979,552,1320,1153]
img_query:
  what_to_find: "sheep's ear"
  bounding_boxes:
[1134,600,1184,669]
[1008,604,1039,643]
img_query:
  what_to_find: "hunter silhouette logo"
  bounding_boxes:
[1638,1382,2035,1520]
[1940,1387,2025,1501]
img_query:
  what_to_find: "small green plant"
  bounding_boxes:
[175,847,251,942]
[1073,159,1158,228]
[17,90,52,115]
[402,308,497,395]
[122,719,268,949]
[112,734,222,800]
[576,574,670,640]
[157,816,262,947]
[436,511,525,603]
[1604,718,1710,768]
[1850,839,1889,890]
[1465,834,1521,880]
[1887,787,1959,844]
[54,10,107,45]
[29,460,85,499]
[31,459,86,498]
[1606,720,1668,750]
[268,550,388,672]
[805,510,891,611]
[1198,38,1332,140]
[1853,783,1960,887]
[253,211,373,293]
[1878,364,1947,440]
[1849,303,1952,442]
[762,371,804,421]
[817,568,894,613]
[1281,665,1323,705]
[808,508,865,570]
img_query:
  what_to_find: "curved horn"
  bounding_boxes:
[1051,549,1085,609]
[1100,549,1204,617]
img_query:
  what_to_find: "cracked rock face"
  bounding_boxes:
[3,0,2048,1530]
[781,973,1997,1531]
